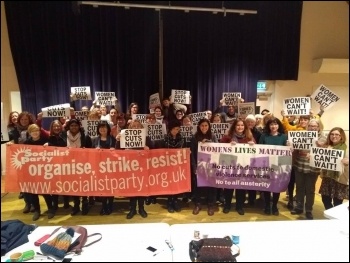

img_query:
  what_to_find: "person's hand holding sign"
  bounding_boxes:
[230,140,237,146]
[247,141,255,146]
[37,112,43,120]
[286,140,294,153]
[341,157,349,166]
[219,98,225,106]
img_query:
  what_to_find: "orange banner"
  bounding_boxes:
[5,145,191,197]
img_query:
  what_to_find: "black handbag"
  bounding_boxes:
[189,236,240,262]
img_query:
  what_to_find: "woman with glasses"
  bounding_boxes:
[319,127,348,210]
[145,114,157,124]
[281,112,311,210]
[111,113,128,138]
[291,119,327,219]
[175,109,185,121]
[281,108,325,210]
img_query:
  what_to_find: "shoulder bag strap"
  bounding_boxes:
[84,233,102,247]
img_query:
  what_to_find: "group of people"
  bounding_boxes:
[5,95,348,221]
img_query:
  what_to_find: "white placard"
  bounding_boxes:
[94,91,115,106]
[310,84,340,110]
[238,102,255,119]
[74,110,89,121]
[211,123,230,141]
[283,97,311,116]
[309,147,344,171]
[149,93,161,109]
[42,103,71,117]
[71,86,92,100]
[170,89,191,104]
[222,92,241,106]
[132,114,148,124]
[189,112,208,125]
[288,131,318,150]
[146,123,167,140]
[81,120,100,137]
[180,125,196,143]
[120,129,146,148]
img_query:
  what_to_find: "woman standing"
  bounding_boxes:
[111,113,128,138]
[190,118,218,216]
[109,108,118,126]
[47,120,71,212]
[23,124,51,221]
[62,119,92,216]
[210,113,225,204]
[125,102,139,125]
[92,121,116,215]
[281,111,311,210]
[7,111,19,134]
[319,127,348,210]
[156,120,185,213]
[220,119,255,215]
[259,117,288,216]
[291,119,327,219]
[116,120,154,219]
[9,111,48,209]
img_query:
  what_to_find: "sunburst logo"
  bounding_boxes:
[11,147,28,170]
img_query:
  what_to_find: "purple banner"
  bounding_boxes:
[196,143,292,193]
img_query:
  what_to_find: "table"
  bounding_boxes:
[1,223,172,262]
[170,220,349,262]
[324,201,349,220]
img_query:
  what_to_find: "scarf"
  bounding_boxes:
[16,123,29,144]
[67,131,81,148]
[164,133,184,148]
[231,132,245,143]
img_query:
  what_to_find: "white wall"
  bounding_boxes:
[270,2,349,145]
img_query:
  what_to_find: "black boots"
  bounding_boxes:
[100,199,113,215]
[138,207,148,218]
[82,199,89,215]
[127,198,147,219]
[127,209,137,219]
[167,197,181,213]
[126,207,147,219]
[71,197,89,215]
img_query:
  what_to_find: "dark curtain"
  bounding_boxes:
[5,1,302,115]
[5,1,159,115]
[162,1,302,112]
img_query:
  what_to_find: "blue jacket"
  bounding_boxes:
[1,220,37,256]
